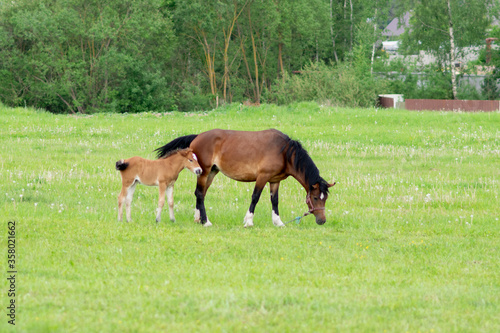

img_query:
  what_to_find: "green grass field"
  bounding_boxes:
[1,102,499,332]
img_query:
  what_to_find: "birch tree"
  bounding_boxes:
[399,0,492,99]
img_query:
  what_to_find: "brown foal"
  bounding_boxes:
[116,148,202,223]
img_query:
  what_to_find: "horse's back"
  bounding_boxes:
[191,129,289,181]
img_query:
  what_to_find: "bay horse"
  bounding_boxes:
[155,129,335,227]
[116,148,202,223]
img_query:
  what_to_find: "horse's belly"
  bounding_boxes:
[217,164,258,182]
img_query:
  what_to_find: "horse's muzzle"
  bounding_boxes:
[194,167,203,176]
[316,218,326,225]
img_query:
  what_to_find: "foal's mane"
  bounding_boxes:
[158,148,189,160]
[281,136,330,194]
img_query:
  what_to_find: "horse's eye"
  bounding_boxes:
[189,159,193,163]
[313,197,318,201]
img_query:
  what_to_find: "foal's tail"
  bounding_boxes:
[115,160,129,171]
[155,134,198,159]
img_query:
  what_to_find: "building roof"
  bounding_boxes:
[382,12,410,38]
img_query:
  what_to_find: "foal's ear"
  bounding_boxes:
[180,148,191,157]
[328,182,336,188]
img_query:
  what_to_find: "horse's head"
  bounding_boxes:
[308,182,336,225]
[180,148,202,176]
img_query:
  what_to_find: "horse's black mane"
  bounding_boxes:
[155,134,198,159]
[281,136,330,194]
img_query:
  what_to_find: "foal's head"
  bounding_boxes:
[179,148,202,176]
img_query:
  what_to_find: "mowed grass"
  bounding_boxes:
[1,102,499,332]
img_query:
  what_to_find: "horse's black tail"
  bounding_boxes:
[115,160,129,171]
[155,134,198,159]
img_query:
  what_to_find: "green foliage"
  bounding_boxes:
[481,68,500,100]
[0,0,176,113]
[0,0,495,113]
[265,61,385,108]
[177,82,213,111]
[456,83,483,100]
[399,0,491,57]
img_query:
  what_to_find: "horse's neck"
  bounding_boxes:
[289,167,310,193]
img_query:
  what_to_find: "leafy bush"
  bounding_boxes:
[0,0,176,114]
[481,68,500,100]
[265,60,385,108]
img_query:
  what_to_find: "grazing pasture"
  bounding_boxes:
[1,103,499,332]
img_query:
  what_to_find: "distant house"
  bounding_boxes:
[382,12,410,40]
[381,12,410,53]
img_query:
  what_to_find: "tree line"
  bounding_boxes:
[0,0,497,113]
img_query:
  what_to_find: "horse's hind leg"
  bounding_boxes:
[125,182,137,222]
[270,182,285,227]
[118,186,128,222]
[243,178,267,228]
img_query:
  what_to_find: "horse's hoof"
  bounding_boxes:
[203,221,212,227]
[194,209,201,223]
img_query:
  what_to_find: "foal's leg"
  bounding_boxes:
[118,186,129,222]
[243,178,267,228]
[270,182,285,227]
[125,182,137,222]
[166,184,175,222]
[156,182,167,223]
[194,168,218,226]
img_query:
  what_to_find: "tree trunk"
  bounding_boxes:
[247,9,260,103]
[447,0,458,99]
[278,41,284,79]
[330,0,339,63]
[222,1,248,104]
[370,8,378,75]
[350,0,353,51]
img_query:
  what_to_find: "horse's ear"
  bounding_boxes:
[312,183,319,190]
[328,182,336,188]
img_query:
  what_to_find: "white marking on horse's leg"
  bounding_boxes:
[243,210,254,228]
[194,209,201,223]
[125,182,136,222]
[194,208,211,226]
[166,185,175,222]
[272,210,285,227]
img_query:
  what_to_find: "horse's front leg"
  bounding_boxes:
[270,182,285,227]
[244,179,267,228]
[166,184,175,222]
[156,183,167,223]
